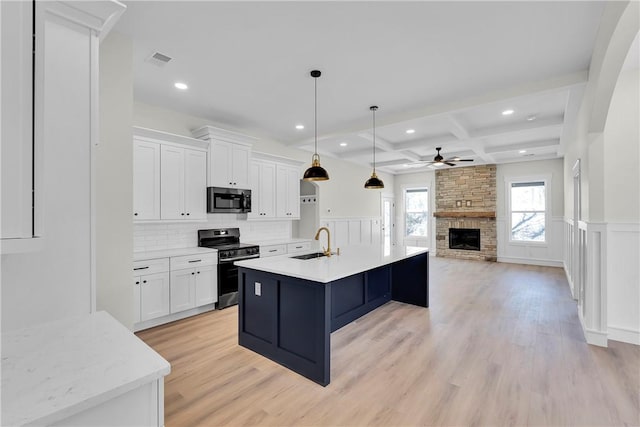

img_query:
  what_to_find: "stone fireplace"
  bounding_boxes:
[435,165,497,261]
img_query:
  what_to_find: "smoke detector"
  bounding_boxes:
[145,51,172,67]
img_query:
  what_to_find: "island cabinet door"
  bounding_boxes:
[239,270,278,344]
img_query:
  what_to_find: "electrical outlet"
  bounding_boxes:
[255,282,261,296]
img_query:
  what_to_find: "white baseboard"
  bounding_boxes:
[578,309,608,347]
[134,303,216,332]
[497,256,563,268]
[563,261,577,299]
[608,326,640,345]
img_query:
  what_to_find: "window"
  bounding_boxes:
[510,181,546,242]
[405,188,429,238]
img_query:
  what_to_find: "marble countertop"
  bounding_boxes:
[244,238,313,246]
[134,246,217,261]
[235,244,429,283]
[1,311,171,426]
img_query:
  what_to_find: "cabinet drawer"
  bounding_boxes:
[260,244,287,257]
[133,258,169,275]
[287,241,312,253]
[170,253,217,270]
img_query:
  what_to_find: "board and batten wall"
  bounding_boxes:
[496,158,565,267]
[561,1,639,346]
[602,66,639,345]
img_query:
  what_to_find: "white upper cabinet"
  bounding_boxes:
[133,127,208,222]
[133,140,161,220]
[249,152,304,221]
[191,125,257,189]
[248,160,277,219]
[160,145,186,220]
[276,164,301,219]
[184,149,207,220]
[209,140,251,188]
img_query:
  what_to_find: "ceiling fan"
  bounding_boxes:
[418,147,474,167]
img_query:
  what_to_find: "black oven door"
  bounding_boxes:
[218,260,239,296]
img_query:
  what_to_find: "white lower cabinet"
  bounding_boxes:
[260,240,314,257]
[169,254,218,314]
[133,259,171,324]
[134,252,218,330]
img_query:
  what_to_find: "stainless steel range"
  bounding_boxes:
[198,228,260,309]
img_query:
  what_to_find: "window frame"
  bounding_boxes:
[402,186,430,241]
[507,176,550,246]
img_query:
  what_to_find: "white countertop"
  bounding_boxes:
[235,244,428,283]
[134,246,217,261]
[245,238,313,246]
[1,311,171,426]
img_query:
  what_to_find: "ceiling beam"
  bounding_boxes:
[483,138,560,154]
[447,115,470,140]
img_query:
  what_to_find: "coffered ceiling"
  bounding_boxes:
[114,1,606,174]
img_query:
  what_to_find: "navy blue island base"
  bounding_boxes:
[237,251,429,386]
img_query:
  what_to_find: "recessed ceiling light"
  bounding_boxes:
[526,115,537,121]
[295,124,305,130]
[502,109,514,116]
[174,82,188,90]
[406,129,415,134]
[519,150,527,154]
[339,142,348,147]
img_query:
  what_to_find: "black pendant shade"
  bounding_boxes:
[303,70,329,181]
[364,105,384,189]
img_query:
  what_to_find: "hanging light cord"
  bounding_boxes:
[372,108,376,173]
[314,75,318,158]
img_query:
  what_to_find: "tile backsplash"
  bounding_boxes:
[134,214,292,252]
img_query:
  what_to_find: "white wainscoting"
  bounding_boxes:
[319,217,382,249]
[496,216,564,267]
[563,218,640,347]
[606,223,640,345]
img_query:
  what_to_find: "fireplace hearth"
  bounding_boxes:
[449,228,480,251]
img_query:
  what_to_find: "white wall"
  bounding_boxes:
[2,11,94,331]
[603,67,640,343]
[96,32,134,329]
[562,1,639,346]
[497,159,564,266]
[393,170,436,250]
[134,101,394,219]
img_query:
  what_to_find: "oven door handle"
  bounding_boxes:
[219,254,260,263]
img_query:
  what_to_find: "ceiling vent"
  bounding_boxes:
[145,51,172,67]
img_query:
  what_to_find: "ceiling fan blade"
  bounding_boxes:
[444,162,456,166]
[455,159,474,162]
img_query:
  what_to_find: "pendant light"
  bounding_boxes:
[364,105,384,189]
[303,70,330,181]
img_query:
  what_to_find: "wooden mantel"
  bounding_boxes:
[433,211,496,219]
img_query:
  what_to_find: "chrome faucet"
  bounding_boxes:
[314,227,337,257]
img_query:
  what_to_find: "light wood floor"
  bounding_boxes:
[137,257,639,426]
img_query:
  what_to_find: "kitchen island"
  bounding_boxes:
[235,245,429,386]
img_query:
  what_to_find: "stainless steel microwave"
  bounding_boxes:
[207,187,252,213]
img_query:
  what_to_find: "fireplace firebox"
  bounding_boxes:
[449,228,480,251]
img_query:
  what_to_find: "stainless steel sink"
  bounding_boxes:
[290,252,327,260]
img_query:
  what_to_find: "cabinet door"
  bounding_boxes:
[194,264,217,306]
[140,272,170,321]
[247,161,261,220]
[259,162,276,218]
[133,140,161,220]
[160,145,185,220]
[231,145,250,188]
[184,148,207,220]
[170,268,196,313]
[209,140,231,187]
[287,166,301,219]
[133,276,141,324]
[276,165,288,218]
